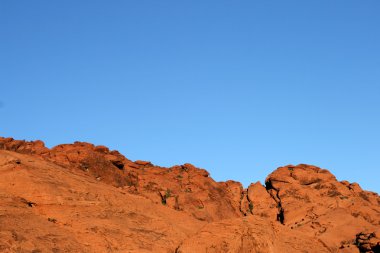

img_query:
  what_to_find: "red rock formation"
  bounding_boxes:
[0,137,379,252]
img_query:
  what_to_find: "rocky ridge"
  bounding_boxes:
[0,137,379,252]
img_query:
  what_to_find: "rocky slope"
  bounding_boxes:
[0,137,379,253]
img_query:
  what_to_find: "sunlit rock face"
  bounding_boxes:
[0,137,379,252]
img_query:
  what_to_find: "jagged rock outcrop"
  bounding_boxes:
[265,164,380,251]
[0,137,243,222]
[0,137,379,252]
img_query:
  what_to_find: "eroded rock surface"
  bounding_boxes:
[0,137,379,252]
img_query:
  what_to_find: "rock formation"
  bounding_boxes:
[0,137,379,252]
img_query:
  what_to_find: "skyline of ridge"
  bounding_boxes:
[1,1,379,193]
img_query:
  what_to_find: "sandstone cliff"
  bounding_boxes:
[0,137,379,252]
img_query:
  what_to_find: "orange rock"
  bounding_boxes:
[0,137,379,252]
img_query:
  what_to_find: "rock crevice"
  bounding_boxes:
[265,179,285,224]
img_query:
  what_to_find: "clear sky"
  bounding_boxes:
[1,1,379,193]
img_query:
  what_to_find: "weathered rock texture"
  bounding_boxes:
[0,137,379,253]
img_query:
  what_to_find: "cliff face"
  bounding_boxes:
[0,137,379,253]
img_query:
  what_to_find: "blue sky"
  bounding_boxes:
[1,1,379,192]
